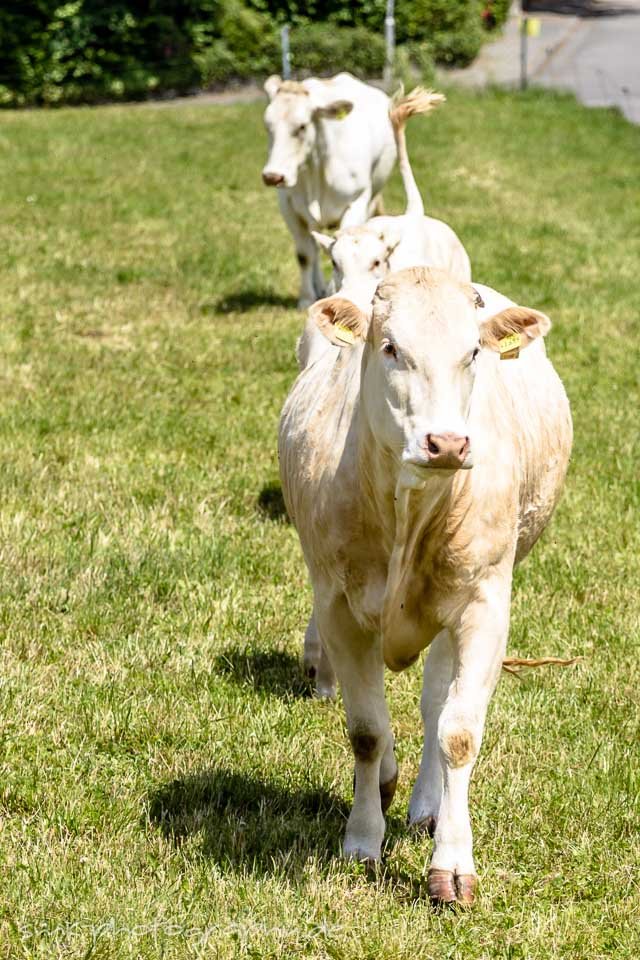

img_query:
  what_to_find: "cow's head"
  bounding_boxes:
[313,225,398,292]
[262,75,354,189]
[311,267,551,472]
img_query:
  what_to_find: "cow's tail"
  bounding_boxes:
[502,656,581,676]
[389,87,445,218]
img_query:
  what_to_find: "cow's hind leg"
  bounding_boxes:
[303,612,336,699]
[316,593,392,864]
[408,629,454,835]
[428,574,511,906]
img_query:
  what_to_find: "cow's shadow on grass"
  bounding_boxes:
[146,767,422,895]
[147,767,346,870]
[213,648,311,699]
[212,289,298,314]
[257,483,289,523]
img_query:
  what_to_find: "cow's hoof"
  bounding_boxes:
[410,814,437,838]
[427,868,477,907]
[455,874,477,905]
[313,681,336,700]
[380,770,398,814]
[344,846,380,871]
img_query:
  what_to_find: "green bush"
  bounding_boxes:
[244,0,487,67]
[0,0,493,106]
[288,24,387,80]
[483,0,511,30]
[195,2,280,86]
[0,1,228,107]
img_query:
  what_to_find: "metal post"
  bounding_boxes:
[281,25,291,80]
[520,15,528,90]
[384,0,395,92]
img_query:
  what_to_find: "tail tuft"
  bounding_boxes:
[388,87,445,218]
[390,87,446,133]
[502,656,582,677]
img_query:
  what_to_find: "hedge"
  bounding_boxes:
[0,1,510,107]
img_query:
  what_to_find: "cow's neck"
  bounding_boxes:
[358,422,458,556]
[297,151,325,227]
[358,419,472,664]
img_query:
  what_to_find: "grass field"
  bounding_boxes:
[0,87,639,958]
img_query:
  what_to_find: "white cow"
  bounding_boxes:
[279,267,572,905]
[312,88,471,298]
[262,73,396,308]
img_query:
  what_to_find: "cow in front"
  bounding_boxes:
[279,267,572,904]
[263,73,396,308]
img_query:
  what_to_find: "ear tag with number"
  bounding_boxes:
[498,332,521,360]
[334,323,355,345]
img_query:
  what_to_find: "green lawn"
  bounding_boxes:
[0,88,639,958]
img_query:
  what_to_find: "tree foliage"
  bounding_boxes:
[0,1,508,106]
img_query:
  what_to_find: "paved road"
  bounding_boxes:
[445,1,640,125]
[534,3,640,123]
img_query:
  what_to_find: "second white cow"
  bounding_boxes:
[262,73,396,307]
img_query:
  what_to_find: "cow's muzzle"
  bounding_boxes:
[262,169,286,187]
[422,433,471,469]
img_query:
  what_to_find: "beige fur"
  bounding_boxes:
[279,267,573,897]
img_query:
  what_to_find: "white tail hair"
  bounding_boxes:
[389,87,446,218]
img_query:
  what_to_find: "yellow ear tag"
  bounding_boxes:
[334,323,355,345]
[498,332,521,360]
[335,108,349,120]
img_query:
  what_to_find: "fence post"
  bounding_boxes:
[520,15,528,90]
[281,25,291,80]
[383,0,395,92]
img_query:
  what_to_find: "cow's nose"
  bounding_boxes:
[262,170,285,186]
[424,432,470,468]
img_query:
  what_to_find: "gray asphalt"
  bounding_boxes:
[534,4,640,124]
[445,1,640,125]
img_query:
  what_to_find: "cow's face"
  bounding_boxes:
[313,226,394,291]
[310,267,551,473]
[365,271,482,471]
[262,75,353,189]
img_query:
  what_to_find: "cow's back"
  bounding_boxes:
[279,344,365,568]
[306,74,396,199]
[472,286,572,565]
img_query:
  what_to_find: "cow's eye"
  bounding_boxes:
[296,124,307,136]
[372,259,381,270]
[472,345,480,360]
[383,341,397,359]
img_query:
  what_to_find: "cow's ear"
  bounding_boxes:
[480,306,551,359]
[311,231,335,253]
[264,75,282,100]
[315,99,354,120]
[310,296,368,347]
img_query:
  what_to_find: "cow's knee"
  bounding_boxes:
[350,721,385,762]
[438,709,480,769]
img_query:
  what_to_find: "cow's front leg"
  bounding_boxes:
[408,629,455,835]
[428,574,511,906]
[277,192,325,308]
[339,188,373,229]
[316,593,393,863]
